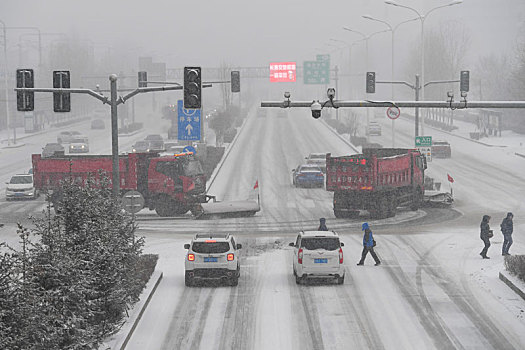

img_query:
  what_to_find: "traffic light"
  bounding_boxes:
[53,70,71,112]
[231,71,240,92]
[460,70,469,92]
[184,66,202,109]
[366,72,376,94]
[16,69,34,111]
[138,71,147,88]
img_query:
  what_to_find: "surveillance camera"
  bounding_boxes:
[461,91,467,98]
[311,101,322,119]
[447,91,454,98]
[284,91,291,99]
[327,88,336,100]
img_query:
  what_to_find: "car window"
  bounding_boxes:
[183,159,204,176]
[300,237,340,251]
[10,176,33,184]
[192,242,230,253]
[310,154,325,160]
[300,165,322,173]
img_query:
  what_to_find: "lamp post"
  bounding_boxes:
[385,0,463,135]
[0,20,10,145]
[362,16,420,146]
[342,27,390,140]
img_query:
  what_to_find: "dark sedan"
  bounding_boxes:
[292,164,324,188]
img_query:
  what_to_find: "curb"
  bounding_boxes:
[102,269,163,350]
[515,152,525,159]
[499,270,525,301]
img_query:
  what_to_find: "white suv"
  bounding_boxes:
[5,174,38,200]
[184,233,242,286]
[289,230,345,284]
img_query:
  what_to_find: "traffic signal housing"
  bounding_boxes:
[366,72,376,94]
[460,70,469,92]
[138,71,147,88]
[53,70,71,112]
[184,67,202,109]
[16,69,34,111]
[231,71,240,92]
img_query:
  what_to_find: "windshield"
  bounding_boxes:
[300,237,340,251]
[183,159,204,176]
[10,176,33,184]
[192,242,230,254]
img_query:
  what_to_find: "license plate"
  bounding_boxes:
[314,258,327,263]
[15,193,24,196]
[204,257,218,262]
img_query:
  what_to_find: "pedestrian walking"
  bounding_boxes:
[357,222,381,266]
[318,217,328,231]
[501,212,514,256]
[480,215,493,259]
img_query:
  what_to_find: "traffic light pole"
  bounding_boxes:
[15,76,185,197]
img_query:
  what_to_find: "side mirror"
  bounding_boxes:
[184,244,190,249]
[289,242,295,247]
[340,242,345,247]
[236,243,242,249]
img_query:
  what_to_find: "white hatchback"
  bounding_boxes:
[5,174,38,200]
[289,230,345,284]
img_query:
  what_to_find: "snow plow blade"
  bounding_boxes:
[192,195,260,219]
[423,190,453,207]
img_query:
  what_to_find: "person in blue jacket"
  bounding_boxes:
[501,212,514,256]
[318,218,328,231]
[357,222,381,266]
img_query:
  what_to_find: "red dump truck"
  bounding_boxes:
[326,148,427,219]
[31,152,207,217]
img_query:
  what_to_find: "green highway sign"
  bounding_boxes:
[415,136,432,147]
[304,60,330,84]
[316,54,330,62]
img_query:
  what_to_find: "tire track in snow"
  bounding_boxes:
[377,235,458,349]
[160,286,213,349]
[398,235,517,350]
[218,238,265,350]
[336,271,385,349]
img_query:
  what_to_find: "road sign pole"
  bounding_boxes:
[415,74,420,138]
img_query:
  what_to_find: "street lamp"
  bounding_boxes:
[362,15,420,146]
[385,0,463,135]
[342,27,390,140]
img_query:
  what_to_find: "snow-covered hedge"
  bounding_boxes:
[505,255,525,283]
[0,177,154,349]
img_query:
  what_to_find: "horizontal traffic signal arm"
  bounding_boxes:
[260,100,525,109]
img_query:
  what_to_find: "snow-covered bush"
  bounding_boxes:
[0,176,155,349]
[505,254,525,283]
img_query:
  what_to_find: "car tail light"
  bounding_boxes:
[188,253,195,261]
[227,253,234,261]
[339,248,343,264]
[316,173,324,177]
[298,248,303,264]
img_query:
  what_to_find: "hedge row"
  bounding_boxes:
[505,255,525,283]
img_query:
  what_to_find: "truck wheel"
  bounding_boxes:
[337,275,345,285]
[229,276,239,286]
[295,274,303,285]
[334,210,344,218]
[410,189,422,211]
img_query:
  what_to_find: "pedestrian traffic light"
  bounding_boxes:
[231,71,240,93]
[16,69,34,111]
[53,70,71,112]
[366,71,376,94]
[184,67,202,109]
[460,70,469,92]
[138,71,147,88]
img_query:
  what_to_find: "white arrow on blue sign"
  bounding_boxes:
[177,100,201,141]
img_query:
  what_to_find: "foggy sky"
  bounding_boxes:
[2,0,524,71]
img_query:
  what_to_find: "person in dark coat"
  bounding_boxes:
[357,222,381,266]
[480,215,492,259]
[501,212,514,256]
[318,218,328,231]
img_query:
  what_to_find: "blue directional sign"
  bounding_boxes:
[177,100,201,141]
[183,145,196,154]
